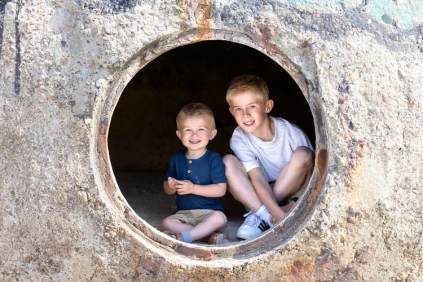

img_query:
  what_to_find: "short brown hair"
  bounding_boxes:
[176,102,216,129]
[226,75,269,103]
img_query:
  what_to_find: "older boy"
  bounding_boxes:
[161,103,227,244]
[224,75,314,240]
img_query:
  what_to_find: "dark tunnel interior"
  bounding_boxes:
[108,40,315,242]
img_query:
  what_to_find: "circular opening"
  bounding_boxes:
[110,40,314,239]
[95,32,328,260]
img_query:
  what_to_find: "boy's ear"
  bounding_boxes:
[176,130,182,140]
[265,99,274,113]
[210,129,217,140]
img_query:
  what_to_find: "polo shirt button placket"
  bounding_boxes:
[187,159,192,174]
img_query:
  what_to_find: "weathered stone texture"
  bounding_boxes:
[0,0,422,281]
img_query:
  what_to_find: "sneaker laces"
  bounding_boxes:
[242,211,260,226]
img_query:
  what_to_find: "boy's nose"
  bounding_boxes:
[191,130,201,136]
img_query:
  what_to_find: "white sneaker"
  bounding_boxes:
[255,205,274,228]
[236,211,271,240]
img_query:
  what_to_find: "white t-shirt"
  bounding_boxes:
[230,117,313,182]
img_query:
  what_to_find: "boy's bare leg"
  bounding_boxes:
[273,147,314,202]
[225,154,285,222]
[247,168,285,221]
[161,217,193,234]
[223,155,262,212]
[189,211,226,241]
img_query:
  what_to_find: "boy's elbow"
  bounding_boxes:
[217,183,227,197]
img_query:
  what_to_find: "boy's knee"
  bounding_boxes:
[211,211,227,226]
[292,147,314,168]
[161,217,173,230]
[223,154,242,171]
[223,154,240,171]
[223,154,237,166]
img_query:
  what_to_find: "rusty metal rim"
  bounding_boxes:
[92,28,329,262]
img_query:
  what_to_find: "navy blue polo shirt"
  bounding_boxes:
[166,150,226,211]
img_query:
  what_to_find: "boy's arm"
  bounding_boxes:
[175,180,226,197]
[248,168,284,220]
[193,183,227,197]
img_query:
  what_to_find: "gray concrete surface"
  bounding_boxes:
[0,0,422,281]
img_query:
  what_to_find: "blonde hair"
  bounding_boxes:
[226,75,269,103]
[176,102,216,129]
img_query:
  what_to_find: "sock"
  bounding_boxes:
[180,231,193,243]
[255,205,273,227]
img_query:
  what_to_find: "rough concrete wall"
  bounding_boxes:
[0,1,6,54]
[0,0,422,281]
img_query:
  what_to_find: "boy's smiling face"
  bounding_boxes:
[176,115,217,157]
[228,90,274,138]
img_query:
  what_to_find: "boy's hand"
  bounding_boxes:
[175,180,196,195]
[167,177,178,191]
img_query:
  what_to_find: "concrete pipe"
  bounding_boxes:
[0,1,422,281]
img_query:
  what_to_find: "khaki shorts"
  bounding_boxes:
[167,209,227,226]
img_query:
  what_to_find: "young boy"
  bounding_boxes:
[224,75,314,240]
[161,103,227,244]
